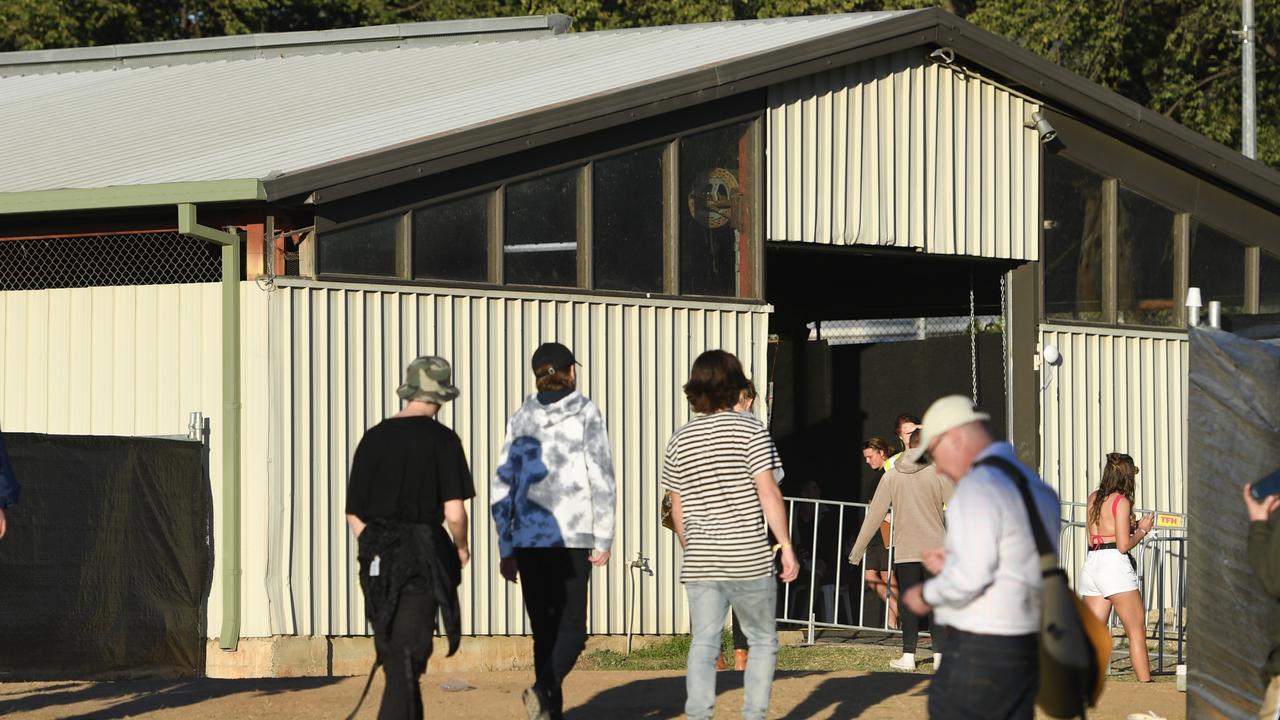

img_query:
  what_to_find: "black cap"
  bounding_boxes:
[531,342,579,377]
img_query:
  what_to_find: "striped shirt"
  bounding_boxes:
[662,411,781,582]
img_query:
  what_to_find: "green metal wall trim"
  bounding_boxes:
[177,203,243,652]
[0,180,265,215]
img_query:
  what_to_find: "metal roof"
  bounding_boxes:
[3,7,1280,216]
[0,11,909,200]
[0,15,571,74]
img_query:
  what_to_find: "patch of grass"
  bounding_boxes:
[776,643,915,672]
[579,635,692,671]
[580,632,922,673]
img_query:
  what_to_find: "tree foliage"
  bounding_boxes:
[2,0,1275,166]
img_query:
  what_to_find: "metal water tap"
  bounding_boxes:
[631,552,653,576]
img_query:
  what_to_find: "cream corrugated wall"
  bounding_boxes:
[767,49,1041,260]
[1039,324,1188,514]
[0,282,274,639]
[1039,324,1189,601]
[268,280,771,637]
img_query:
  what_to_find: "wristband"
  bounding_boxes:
[772,542,792,552]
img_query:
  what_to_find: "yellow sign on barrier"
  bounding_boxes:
[1155,513,1184,529]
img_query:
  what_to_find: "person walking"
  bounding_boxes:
[717,380,785,672]
[884,414,921,471]
[663,350,799,720]
[859,437,897,629]
[492,342,616,720]
[1081,452,1154,682]
[901,395,1059,720]
[1244,479,1280,719]
[345,356,473,720]
[848,428,953,671]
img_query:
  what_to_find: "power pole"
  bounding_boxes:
[1243,0,1257,159]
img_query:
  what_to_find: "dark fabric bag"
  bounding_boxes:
[977,456,1109,719]
[346,519,463,720]
[0,431,19,508]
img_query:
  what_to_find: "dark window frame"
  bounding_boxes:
[1187,218,1250,315]
[312,111,765,303]
[1038,111,1280,329]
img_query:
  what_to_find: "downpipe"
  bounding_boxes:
[178,204,242,652]
[626,552,653,655]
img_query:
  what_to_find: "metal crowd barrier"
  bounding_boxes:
[776,496,911,645]
[775,495,1187,667]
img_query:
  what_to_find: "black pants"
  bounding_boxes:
[894,562,947,654]
[374,580,437,720]
[927,629,1038,720]
[516,547,592,716]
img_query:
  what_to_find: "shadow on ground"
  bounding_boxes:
[777,673,929,719]
[0,677,342,719]
[570,670,923,719]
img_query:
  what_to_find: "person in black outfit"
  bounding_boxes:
[346,355,475,720]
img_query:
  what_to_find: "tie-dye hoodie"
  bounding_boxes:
[491,391,616,557]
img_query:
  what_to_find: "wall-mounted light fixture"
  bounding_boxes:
[1040,343,1063,391]
[1026,111,1057,143]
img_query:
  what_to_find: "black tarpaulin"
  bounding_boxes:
[1188,327,1280,718]
[0,433,210,679]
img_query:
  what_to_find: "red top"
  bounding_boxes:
[1089,495,1122,550]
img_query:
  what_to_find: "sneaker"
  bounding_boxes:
[523,687,551,720]
[1126,713,1167,720]
[889,654,917,671]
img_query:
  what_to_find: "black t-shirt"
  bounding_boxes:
[345,416,475,524]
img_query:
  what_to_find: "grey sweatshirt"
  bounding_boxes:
[847,455,954,564]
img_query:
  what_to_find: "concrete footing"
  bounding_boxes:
[205,631,805,679]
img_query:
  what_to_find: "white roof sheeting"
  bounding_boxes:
[0,12,910,194]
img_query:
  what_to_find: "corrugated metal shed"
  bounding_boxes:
[767,48,1040,260]
[267,280,771,637]
[0,12,910,194]
[0,282,276,638]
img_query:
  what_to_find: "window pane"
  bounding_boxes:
[1042,154,1104,321]
[1116,187,1176,327]
[319,216,398,277]
[1260,251,1280,314]
[593,146,664,293]
[413,193,488,282]
[1189,222,1247,314]
[504,169,578,287]
[680,122,754,297]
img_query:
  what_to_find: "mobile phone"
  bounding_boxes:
[1250,470,1280,501]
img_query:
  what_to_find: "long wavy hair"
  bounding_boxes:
[1089,452,1138,528]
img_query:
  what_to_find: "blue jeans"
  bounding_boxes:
[685,576,778,720]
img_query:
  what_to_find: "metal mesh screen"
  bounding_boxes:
[809,315,1002,346]
[0,232,222,291]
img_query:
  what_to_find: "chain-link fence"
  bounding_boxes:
[808,315,1003,346]
[0,232,222,291]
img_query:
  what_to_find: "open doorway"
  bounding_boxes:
[764,244,1014,626]
[765,244,1012,500]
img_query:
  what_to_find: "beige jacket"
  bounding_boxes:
[847,456,953,564]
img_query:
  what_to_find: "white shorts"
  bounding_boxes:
[1078,548,1139,598]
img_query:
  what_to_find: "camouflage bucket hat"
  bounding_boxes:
[397,356,461,404]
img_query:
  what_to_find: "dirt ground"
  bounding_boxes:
[1,670,1184,719]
